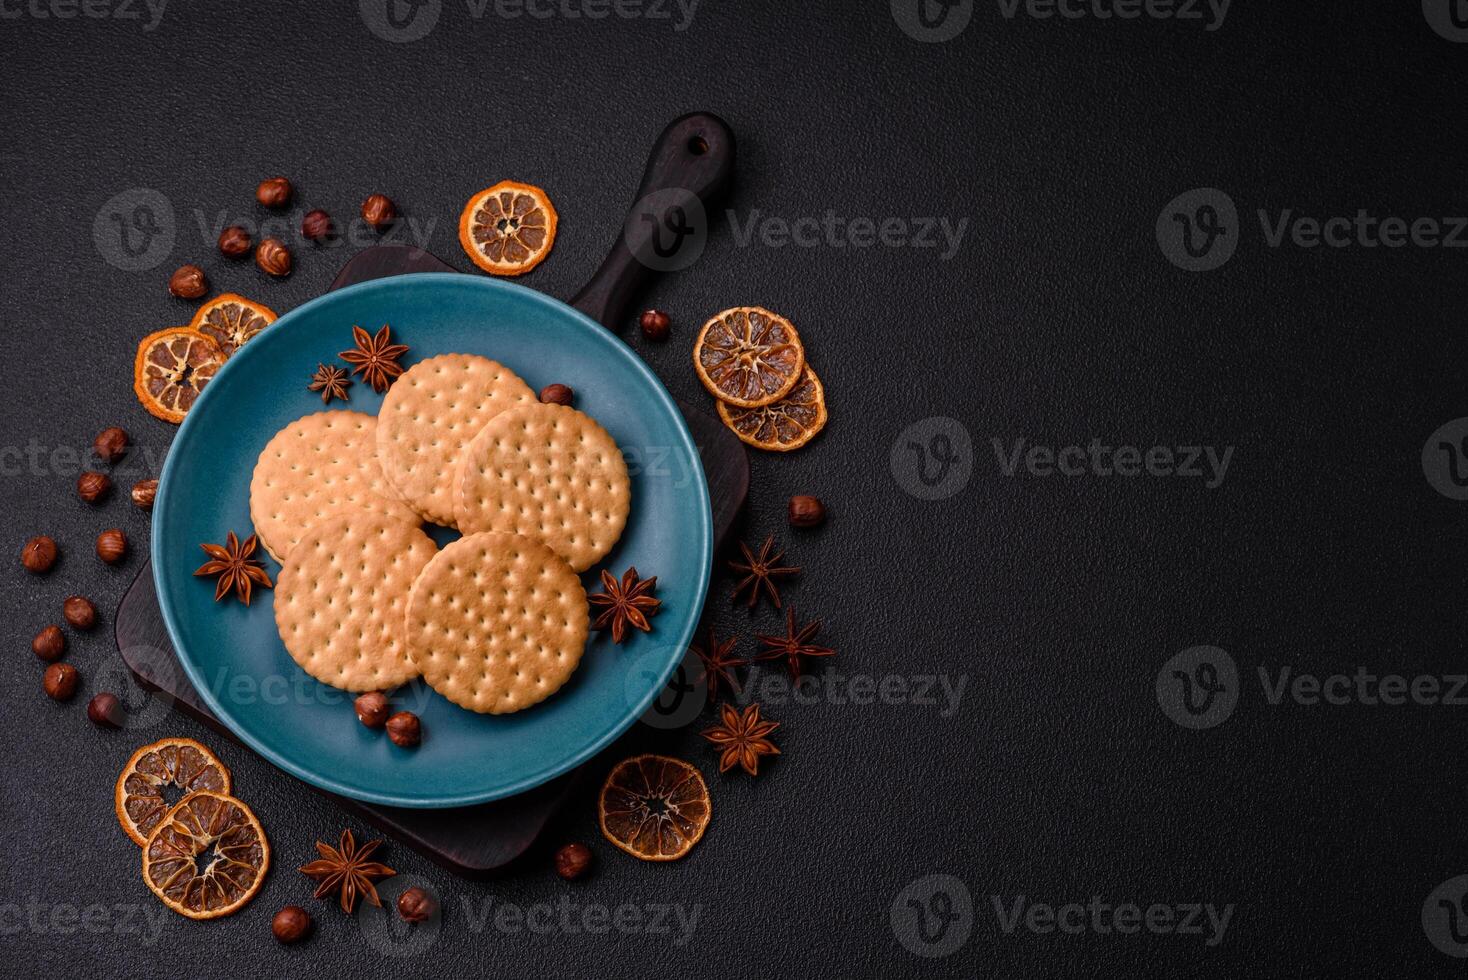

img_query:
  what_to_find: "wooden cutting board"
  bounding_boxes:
[112,113,747,876]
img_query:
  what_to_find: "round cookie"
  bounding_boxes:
[376,354,536,527]
[454,403,630,572]
[250,411,419,562]
[406,532,588,715]
[274,514,437,692]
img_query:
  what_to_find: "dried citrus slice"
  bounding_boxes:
[133,327,226,424]
[458,180,558,276]
[693,306,805,408]
[598,755,711,861]
[716,365,827,451]
[142,790,269,920]
[115,737,233,846]
[189,293,276,357]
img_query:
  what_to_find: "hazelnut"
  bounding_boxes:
[539,383,574,406]
[131,479,158,509]
[639,309,671,341]
[271,905,312,944]
[43,663,78,701]
[256,238,292,277]
[554,842,593,881]
[787,495,826,528]
[63,596,97,630]
[32,626,65,662]
[21,536,57,574]
[397,887,437,923]
[218,225,252,258]
[301,209,333,243]
[256,176,292,209]
[76,471,111,504]
[354,691,389,728]
[168,264,208,300]
[96,529,127,565]
[87,692,125,729]
[93,426,130,463]
[361,194,396,230]
[385,711,421,747]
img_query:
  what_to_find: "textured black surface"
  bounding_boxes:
[3,1,1468,976]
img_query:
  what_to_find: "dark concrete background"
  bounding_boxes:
[4,1,1468,975]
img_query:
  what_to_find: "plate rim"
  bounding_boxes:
[151,271,713,808]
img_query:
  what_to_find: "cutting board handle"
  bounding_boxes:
[571,112,735,330]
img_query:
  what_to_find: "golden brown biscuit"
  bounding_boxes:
[249,411,418,562]
[453,403,630,572]
[405,531,588,714]
[375,354,536,527]
[274,513,437,692]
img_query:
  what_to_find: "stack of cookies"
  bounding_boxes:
[250,353,632,715]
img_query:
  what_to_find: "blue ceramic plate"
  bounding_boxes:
[153,273,712,808]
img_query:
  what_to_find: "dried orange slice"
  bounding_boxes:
[458,180,558,276]
[133,327,226,424]
[716,365,827,452]
[115,737,233,845]
[189,293,276,357]
[598,754,711,861]
[142,790,269,920]
[694,307,806,408]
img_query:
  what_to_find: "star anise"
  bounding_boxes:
[339,323,409,393]
[755,607,834,679]
[298,829,396,914]
[690,627,744,703]
[588,567,661,644]
[701,702,780,776]
[193,531,273,605]
[728,535,800,609]
[307,362,352,403]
